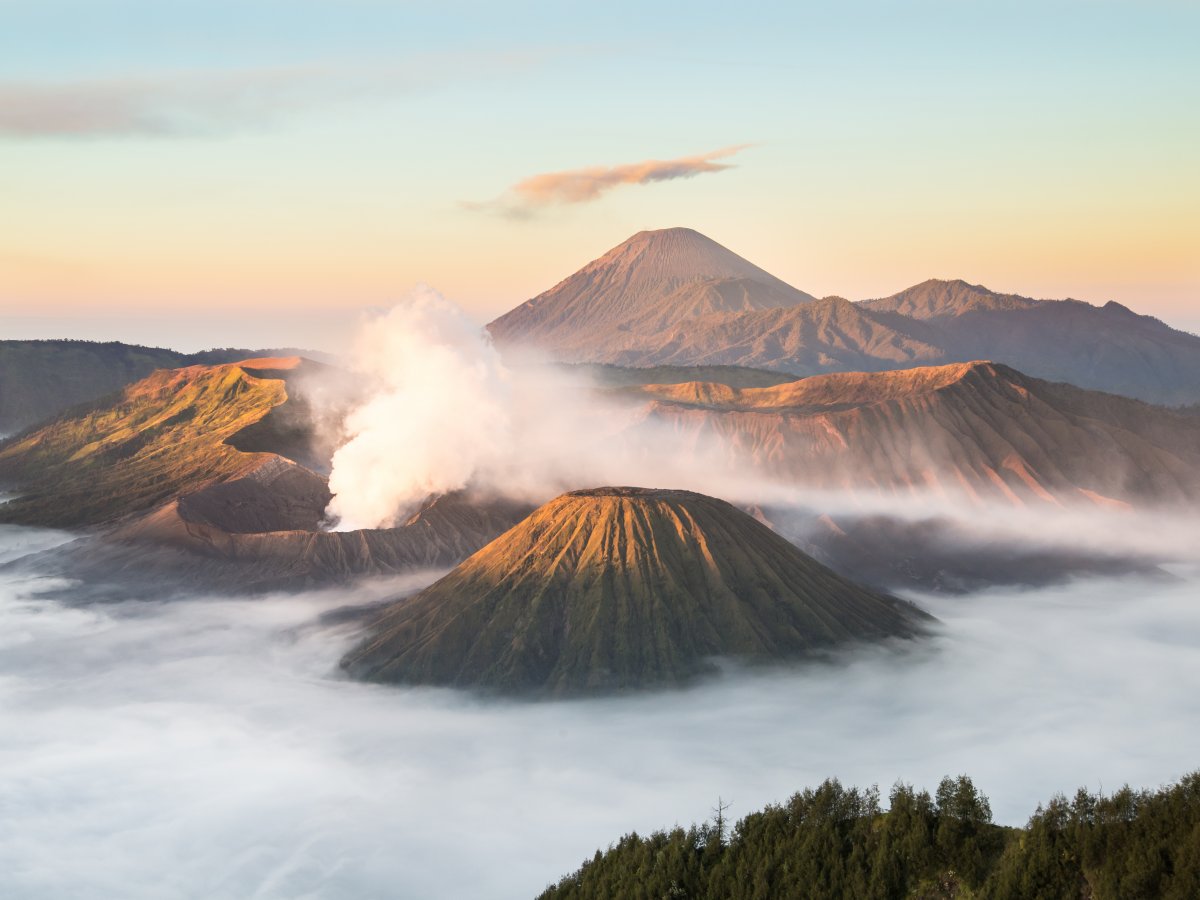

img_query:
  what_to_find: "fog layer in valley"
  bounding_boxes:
[2,521,1198,899]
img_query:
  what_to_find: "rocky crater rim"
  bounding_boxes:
[563,486,710,500]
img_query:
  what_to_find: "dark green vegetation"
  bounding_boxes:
[0,339,327,434]
[541,772,1200,900]
[343,487,931,696]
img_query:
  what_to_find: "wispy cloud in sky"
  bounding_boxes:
[465,145,752,217]
[0,53,542,138]
[0,68,335,137]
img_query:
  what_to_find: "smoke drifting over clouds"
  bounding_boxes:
[323,285,768,529]
[2,524,1199,899]
[322,287,1200,547]
[465,145,750,217]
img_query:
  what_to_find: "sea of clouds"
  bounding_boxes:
[2,520,1198,899]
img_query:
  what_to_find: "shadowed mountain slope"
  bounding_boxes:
[604,296,944,372]
[20,490,533,599]
[635,362,1200,507]
[910,298,1200,406]
[343,487,930,696]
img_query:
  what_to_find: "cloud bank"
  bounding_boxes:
[466,145,750,216]
[1,525,1198,899]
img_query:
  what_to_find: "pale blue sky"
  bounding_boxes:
[1,0,1197,348]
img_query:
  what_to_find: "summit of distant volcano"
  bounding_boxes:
[487,228,814,358]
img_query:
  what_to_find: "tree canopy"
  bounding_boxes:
[540,771,1200,899]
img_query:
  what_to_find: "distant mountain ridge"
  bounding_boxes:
[860,278,1040,318]
[635,361,1200,508]
[0,339,333,434]
[489,230,1200,406]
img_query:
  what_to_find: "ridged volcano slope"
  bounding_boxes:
[636,362,1200,507]
[343,487,930,696]
[488,228,814,358]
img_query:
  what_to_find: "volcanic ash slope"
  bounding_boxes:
[343,487,931,697]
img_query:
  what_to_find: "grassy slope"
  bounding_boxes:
[0,361,290,527]
[0,340,188,435]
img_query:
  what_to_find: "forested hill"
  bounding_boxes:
[539,772,1200,899]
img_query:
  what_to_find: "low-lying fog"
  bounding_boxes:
[2,522,1199,899]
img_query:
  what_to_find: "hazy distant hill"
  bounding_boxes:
[0,339,333,434]
[549,362,797,389]
[488,230,1200,406]
[861,278,1040,318]
[860,281,1200,405]
[613,296,945,373]
[343,487,930,696]
[635,361,1200,508]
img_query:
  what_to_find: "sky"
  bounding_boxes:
[2,0,1198,349]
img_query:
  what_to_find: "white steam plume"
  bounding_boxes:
[326,286,514,529]
[327,285,1200,537]
[322,285,782,530]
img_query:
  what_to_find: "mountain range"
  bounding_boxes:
[3,229,1195,697]
[632,361,1200,507]
[490,228,1200,406]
